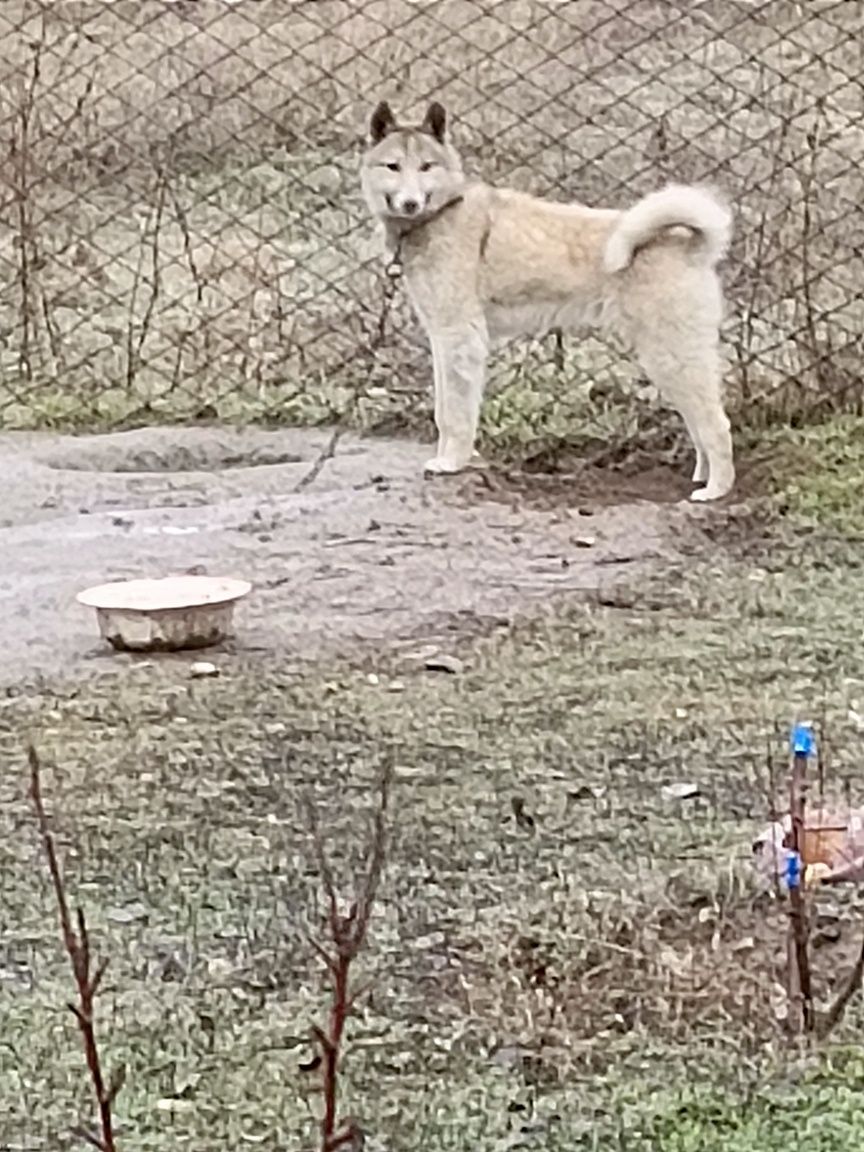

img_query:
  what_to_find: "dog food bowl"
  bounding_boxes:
[77,576,252,652]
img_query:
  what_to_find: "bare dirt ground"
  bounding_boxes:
[0,425,701,684]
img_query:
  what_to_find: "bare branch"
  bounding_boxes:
[303,790,341,935]
[785,737,815,1034]
[29,745,121,1152]
[303,758,393,1151]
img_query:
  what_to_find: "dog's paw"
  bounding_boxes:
[690,486,726,503]
[423,455,470,475]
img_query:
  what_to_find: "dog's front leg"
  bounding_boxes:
[425,320,488,474]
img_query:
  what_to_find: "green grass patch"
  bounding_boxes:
[756,415,864,537]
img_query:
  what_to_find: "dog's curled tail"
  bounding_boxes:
[603,184,732,273]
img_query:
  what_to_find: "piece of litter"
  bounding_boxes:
[661,782,700,800]
[424,654,464,675]
[366,672,380,686]
[190,661,219,679]
[752,807,864,888]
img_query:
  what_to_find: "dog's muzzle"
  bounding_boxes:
[385,192,430,218]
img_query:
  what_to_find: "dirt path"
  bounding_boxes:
[0,426,700,683]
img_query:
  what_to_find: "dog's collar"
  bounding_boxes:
[384,194,465,276]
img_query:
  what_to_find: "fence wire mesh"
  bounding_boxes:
[0,0,861,445]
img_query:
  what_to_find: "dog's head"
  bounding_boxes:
[360,100,465,224]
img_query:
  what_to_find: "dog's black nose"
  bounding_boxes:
[401,199,419,215]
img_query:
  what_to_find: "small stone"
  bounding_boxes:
[813,923,842,948]
[424,654,464,675]
[569,784,606,801]
[490,1045,527,1069]
[661,782,700,800]
[160,954,187,982]
[366,672,380,686]
[816,906,842,927]
[190,662,219,679]
[574,535,596,548]
[415,931,446,950]
[597,587,636,609]
[404,644,439,663]
[106,902,148,924]
[157,1097,195,1112]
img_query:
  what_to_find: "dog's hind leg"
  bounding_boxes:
[425,319,488,474]
[636,335,734,502]
[681,412,708,485]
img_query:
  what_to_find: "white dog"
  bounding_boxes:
[360,100,735,501]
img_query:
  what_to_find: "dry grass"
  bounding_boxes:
[0,0,861,443]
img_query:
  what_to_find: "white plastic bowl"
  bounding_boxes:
[77,576,252,652]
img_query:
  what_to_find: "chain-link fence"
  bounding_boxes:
[0,0,861,446]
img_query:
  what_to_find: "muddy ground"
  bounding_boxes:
[0,425,700,683]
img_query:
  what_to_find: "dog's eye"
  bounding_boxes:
[419,161,434,173]
[384,162,401,172]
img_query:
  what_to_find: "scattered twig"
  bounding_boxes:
[302,759,393,1152]
[294,425,345,494]
[28,745,122,1152]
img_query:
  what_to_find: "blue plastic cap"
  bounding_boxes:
[791,723,815,757]
[785,851,802,890]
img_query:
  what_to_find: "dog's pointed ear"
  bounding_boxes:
[421,101,447,143]
[369,100,396,144]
